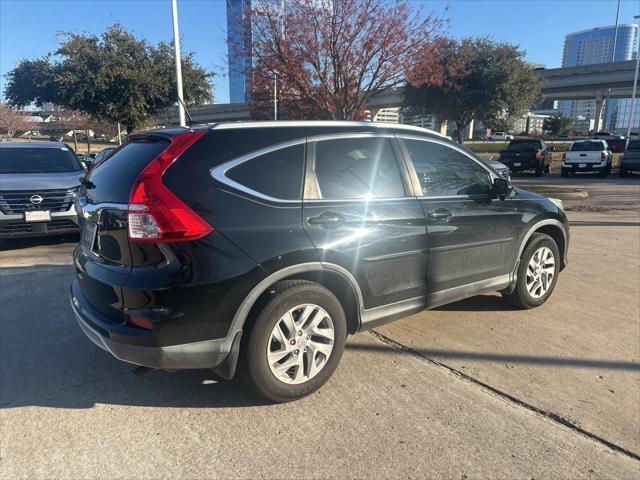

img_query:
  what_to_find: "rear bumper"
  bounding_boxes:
[562,161,607,172]
[70,280,236,370]
[620,160,640,171]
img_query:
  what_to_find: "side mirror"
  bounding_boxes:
[492,177,513,200]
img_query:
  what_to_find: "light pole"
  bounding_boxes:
[171,0,186,127]
[626,15,640,139]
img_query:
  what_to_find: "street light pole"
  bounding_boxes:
[626,15,640,139]
[171,0,186,127]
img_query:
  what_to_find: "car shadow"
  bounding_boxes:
[0,233,80,251]
[434,294,516,312]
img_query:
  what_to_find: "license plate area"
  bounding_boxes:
[81,221,98,251]
[25,210,51,222]
[579,163,587,168]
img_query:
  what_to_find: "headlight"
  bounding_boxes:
[549,197,564,211]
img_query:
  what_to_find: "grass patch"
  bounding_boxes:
[465,142,571,154]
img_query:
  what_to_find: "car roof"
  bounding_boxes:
[572,139,605,143]
[135,121,448,141]
[0,141,68,149]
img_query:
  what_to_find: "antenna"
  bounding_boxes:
[177,96,193,126]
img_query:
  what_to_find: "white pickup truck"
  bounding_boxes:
[561,139,612,177]
[486,132,514,141]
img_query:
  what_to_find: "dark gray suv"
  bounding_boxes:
[71,121,569,402]
[0,142,82,238]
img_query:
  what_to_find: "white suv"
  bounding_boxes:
[487,132,514,141]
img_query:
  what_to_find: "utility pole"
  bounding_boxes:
[603,0,621,131]
[627,15,640,139]
[171,0,186,127]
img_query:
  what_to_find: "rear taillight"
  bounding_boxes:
[125,314,153,330]
[128,130,213,243]
[562,153,566,161]
[600,151,606,161]
[535,152,542,161]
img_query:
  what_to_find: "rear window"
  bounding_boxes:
[85,140,168,204]
[627,140,640,151]
[0,147,81,174]
[226,144,305,200]
[570,141,605,152]
[507,140,541,151]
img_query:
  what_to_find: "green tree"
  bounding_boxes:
[543,116,572,136]
[4,24,214,133]
[404,37,541,143]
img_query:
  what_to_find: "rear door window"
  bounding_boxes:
[570,141,605,151]
[225,143,305,200]
[402,139,492,197]
[311,137,405,200]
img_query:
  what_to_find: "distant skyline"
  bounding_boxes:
[1,0,639,104]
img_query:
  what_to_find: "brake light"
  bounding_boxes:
[128,130,213,243]
[125,314,153,330]
[562,153,566,161]
[600,151,606,160]
[535,152,542,161]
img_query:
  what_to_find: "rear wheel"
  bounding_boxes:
[600,165,610,178]
[240,280,347,403]
[502,233,560,309]
[535,164,544,177]
[620,167,628,177]
[561,168,569,178]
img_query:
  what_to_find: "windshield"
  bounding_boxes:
[626,140,640,151]
[0,147,82,174]
[570,141,605,152]
[507,140,541,151]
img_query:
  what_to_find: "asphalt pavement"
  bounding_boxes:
[1,181,639,479]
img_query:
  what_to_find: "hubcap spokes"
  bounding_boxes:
[267,304,334,384]
[526,246,555,299]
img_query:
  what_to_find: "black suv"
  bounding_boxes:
[71,122,569,402]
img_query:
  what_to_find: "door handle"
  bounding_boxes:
[427,209,453,221]
[307,212,345,227]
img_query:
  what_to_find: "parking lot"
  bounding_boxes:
[1,176,639,479]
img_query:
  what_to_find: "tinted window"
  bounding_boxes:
[627,140,640,151]
[507,140,542,151]
[86,140,168,204]
[313,137,404,199]
[570,141,605,151]
[226,143,305,200]
[403,139,492,197]
[0,147,81,174]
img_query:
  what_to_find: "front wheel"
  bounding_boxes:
[240,280,347,403]
[502,233,560,309]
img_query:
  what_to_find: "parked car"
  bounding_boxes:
[76,153,95,170]
[561,139,612,177]
[620,139,640,177]
[484,159,511,180]
[71,122,570,402]
[49,135,65,142]
[495,139,552,177]
[93,147,117,164]
[0,142,82,238]
[486,132,514,141]
[593,135,626,153]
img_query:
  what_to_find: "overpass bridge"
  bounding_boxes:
[162,61,639,132]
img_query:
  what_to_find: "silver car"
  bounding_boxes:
[0,142,82,238]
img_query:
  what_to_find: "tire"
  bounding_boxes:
[502,233,560,309]
[240,280,347,403]
[535,164,544,177]
[561,168,569,178]
[600,165,610,178]
[620,167,628,178]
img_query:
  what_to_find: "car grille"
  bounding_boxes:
[0,219,78,235]
[0,188,76,215]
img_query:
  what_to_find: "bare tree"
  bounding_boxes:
[246,0,444,120]
[0,102,37,139]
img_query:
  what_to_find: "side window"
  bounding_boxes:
[226,143,305,200]
[313,137,405,200]
[403,139,492,197]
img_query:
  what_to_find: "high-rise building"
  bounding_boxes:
[227,0,253,104]
[559,24,638,133]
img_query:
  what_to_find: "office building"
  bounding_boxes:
[559,24,638,133]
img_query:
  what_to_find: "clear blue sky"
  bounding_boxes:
[1,0,639,104]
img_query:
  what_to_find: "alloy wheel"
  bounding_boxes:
[267,304,335,384]
[526,246,555,299]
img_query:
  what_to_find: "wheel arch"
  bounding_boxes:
[516,218,568,273]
